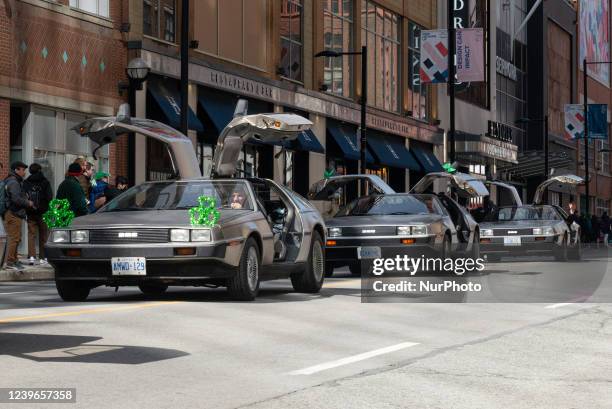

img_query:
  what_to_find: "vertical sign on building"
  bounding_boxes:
[453,0,470,28]
[420,30,449,83]
[564,104,585,140]
[456,28,484,82]
[587,104,609,139]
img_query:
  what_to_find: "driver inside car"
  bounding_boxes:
[229,189,247,209]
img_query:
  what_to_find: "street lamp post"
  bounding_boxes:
[315,47,368,194]
[179,0,190,135]
[124,57,151,186]
[516,116,549,203]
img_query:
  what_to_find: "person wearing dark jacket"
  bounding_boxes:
[57,163,89,217]
[3,161,34,270]
[23,163,53,265]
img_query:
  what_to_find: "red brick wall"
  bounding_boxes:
[0,99,9,178]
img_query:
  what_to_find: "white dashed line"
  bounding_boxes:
[288,342,420,375]
[545,302,573,309]
[0,290,41,295]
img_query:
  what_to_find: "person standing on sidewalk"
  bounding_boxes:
[23,163,53,265]
[57,163,89,217]
[3,161,34,270]
[601,212,611,248]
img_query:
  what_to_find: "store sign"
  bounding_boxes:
[453,0,470,28]
[496,56,518,81]
[487,120,513,143]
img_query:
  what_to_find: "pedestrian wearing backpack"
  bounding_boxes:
[23,163,53,265]
[3,161,34,270]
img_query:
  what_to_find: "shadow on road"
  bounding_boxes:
[0,326,189,364]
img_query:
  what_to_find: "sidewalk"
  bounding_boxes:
[0,257,55,282]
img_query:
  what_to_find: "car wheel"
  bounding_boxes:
[292,231,325,293]
[441,233,451,259]
[569,236,582,260]
[324,262,334,278]
[554,234,568,262]
[56,280,90,302]
[138,283,168,296]
[348,263,361,277]
[227,237,260,301]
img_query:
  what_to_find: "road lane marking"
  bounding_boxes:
[0,301,181,324]
[288,341,420,375]
[0,290,42,295]
[545,296,590,309]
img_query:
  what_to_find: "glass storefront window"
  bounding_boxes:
[33,108,58,150]
[69,0,109,17]
[143,0,176,43]
[284,150,294,189]
[407,22,428,120]
[361,0,400,112]
[280,0,303,82]
[323,0,353,97]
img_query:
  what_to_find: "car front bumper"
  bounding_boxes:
[46,242,240,283]
[479,235,560,256]
[326,236,441,266]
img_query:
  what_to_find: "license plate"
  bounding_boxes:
[503,236,521,246]
[111,257,146,275]
[357,246,381,259]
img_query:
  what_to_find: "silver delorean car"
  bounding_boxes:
[478,175,584,261]
[46,103,326,301]
[309,172,485,276]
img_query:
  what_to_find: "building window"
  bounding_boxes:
[455,0,489,109]
[69,0,109,17]
[361,0,400,112]
[323,0,353,97]
[407,22,428,120]
[280,0,304,82]
[599,139,610,174]
[143,0,176,43]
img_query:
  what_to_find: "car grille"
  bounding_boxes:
[492,228,533,236]
[340,226,397,237]
[89,229,169,244]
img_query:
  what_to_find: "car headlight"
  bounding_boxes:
[191,229,212,242]
[411,225,428,236]
[533,227,554,235]
[51,230,70,243]
[71,230,89,243]
[328,227,342,237]
[481,229,494,237]
[533,228,542,235]
[170,229,190,242]
[397,226,412,236]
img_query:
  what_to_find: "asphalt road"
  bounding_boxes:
[0,250,610,409]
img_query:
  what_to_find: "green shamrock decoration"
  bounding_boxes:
[43,198,75,229]
[324,169,335,179]
[442,162,457,174]
[189,196,220,227]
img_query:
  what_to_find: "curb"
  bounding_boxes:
[0,268,55,282]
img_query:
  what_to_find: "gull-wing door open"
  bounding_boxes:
[308,174,395,201]
[211,101,312,177]
[411,172,489,198]
[74,104,201,179]
[485,181,523,206]
[533,174,584,205]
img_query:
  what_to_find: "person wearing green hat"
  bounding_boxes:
[89,171,110,213]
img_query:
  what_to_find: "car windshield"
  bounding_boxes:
[101,180,254,212]
[335,195,433,217]
[484,206,561,221]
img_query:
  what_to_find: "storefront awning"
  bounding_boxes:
[327,123,374,162]
[294,129,325,153]
[366,134,421,170]
[411,147,444,173]
[148,81,204,132]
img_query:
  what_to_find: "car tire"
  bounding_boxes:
[324,262,334,277]
[568,236,582,260]
[227,237,260,301]
[348,263,361,277]
[56,280,90,302]
[138,283,168,296]
[554,234,568,262]
[441,233,451,259]
[292,231,325,293]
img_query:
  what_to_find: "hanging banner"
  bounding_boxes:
[456,28,484,82]
[564,104,584,140]
[420,30,448,84]
[587,104,609,139]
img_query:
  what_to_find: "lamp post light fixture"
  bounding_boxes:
[126,57,151,85]
[315,46,368,194]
